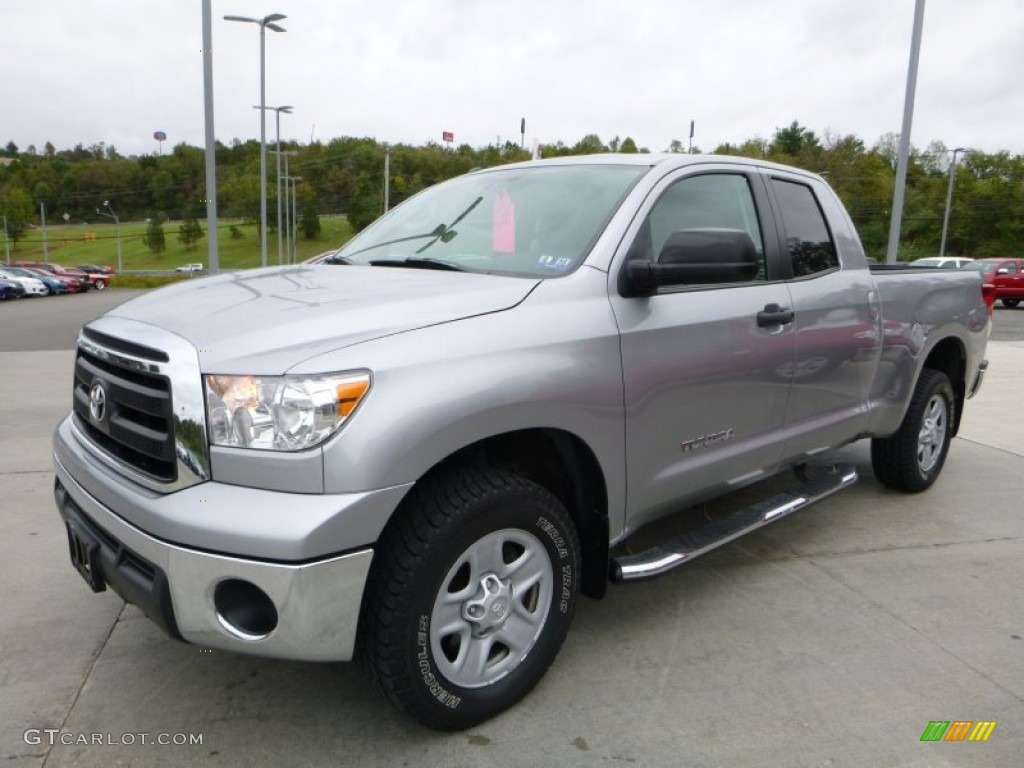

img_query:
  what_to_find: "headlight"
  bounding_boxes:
[205,371,370,451]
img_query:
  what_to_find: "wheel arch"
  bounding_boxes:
[390,428,610,600]
[921,336,967,435]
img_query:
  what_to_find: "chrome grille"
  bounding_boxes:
[73,339,177,482]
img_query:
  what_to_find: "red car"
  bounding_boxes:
[966,258,1024,308]
[77,263,116,275]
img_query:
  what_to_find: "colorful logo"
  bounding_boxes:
[920,721,997,742]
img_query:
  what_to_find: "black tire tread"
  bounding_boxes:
[871,368,953,493]
[358,466,576,730]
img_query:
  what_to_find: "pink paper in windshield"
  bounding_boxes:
[492,190,516,254]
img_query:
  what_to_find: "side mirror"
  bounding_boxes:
[996,268,1009,275]
[623,228,759,297]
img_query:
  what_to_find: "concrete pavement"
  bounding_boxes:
[1,308,1021,766]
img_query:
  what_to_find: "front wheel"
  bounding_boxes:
[359,467,580,730]
[871,369,954,492]
[1001,298,1020,308]
[94,280,106,290]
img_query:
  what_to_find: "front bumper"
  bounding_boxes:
[54,457,375,662]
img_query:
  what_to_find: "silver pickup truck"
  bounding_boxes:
[53,154,989,730]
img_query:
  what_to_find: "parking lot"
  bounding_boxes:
[2,291,1022,767]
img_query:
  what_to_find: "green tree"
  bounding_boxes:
[177,216,204,250]
[143,214,167,254]
[770,121,819,156]
[301,199,321,239]
[0,187,34,247]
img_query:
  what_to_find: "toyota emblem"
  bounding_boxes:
[89,381,107,423]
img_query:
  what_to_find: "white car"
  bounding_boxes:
[909,257,973,269]
[175,263,204,274]
[0,269,48,296]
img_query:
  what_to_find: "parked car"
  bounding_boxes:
[0,277,26,300]
[909,256,973,269]
[53,154,990,731]
[0,268,48,296]
[175,263,205,274]
[79,270,111,290]
[77,263,115,275]
[965,257,1024,308]
[14,262,92,292]
[15,266,73,294]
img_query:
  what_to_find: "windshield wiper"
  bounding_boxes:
[415,196,483,254]
[343,231,448,259]
[367,257,468,272]
[334,195,484,265]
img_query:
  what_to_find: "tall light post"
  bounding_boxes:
[256,104,292,265]
[96,201,122,273]
[939,147,966,258]
[885,0,927,264]
[283,174,303,262]
[202,0,219,274]
[290,175,302,263]
[272,150,297,261]
[224,12,286,268]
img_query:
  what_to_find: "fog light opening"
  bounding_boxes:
[213,579,278,640]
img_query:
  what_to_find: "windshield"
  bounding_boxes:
[331,164,646,277]
[965,261,999,273]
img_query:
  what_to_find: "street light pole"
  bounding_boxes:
[270,150,297,262]
[224,12,286,268]
[255,105,292,265]
[291,175,302,262]
[885,0,927,264]
[939,146,966,258]
[202,0,219,275]
[96,201,122,273]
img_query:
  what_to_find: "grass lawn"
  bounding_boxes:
[5,216,354,272]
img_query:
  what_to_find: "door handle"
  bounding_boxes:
[757,303,794,327]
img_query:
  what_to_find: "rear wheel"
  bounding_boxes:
[1001,298,1020,308]
[871,369,954,492]
[359,467,580,730]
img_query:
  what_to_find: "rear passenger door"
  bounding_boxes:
[764,172,881,460]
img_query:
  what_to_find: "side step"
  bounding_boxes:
[610,462,858,583]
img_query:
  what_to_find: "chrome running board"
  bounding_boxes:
[610,462,858,583]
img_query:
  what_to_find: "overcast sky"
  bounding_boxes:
[3,0,1022,158]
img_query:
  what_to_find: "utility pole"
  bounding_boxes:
[40,202,48,259]
[886,0,927,264]
[201,0,219,274]
[383,146,390,213]
[2,216,10,265]
[939,147,966,258]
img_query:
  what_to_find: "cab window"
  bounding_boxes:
[771,179,839,278]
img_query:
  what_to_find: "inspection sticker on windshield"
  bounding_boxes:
[492,190,516,254]
[536,255,573,271]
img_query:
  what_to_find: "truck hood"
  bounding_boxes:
[108,265,539,373]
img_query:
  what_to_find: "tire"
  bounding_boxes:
[871,369,954,492]
[94,280,106,290]
[1001,298,1020,308]
[359,467,580,731]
